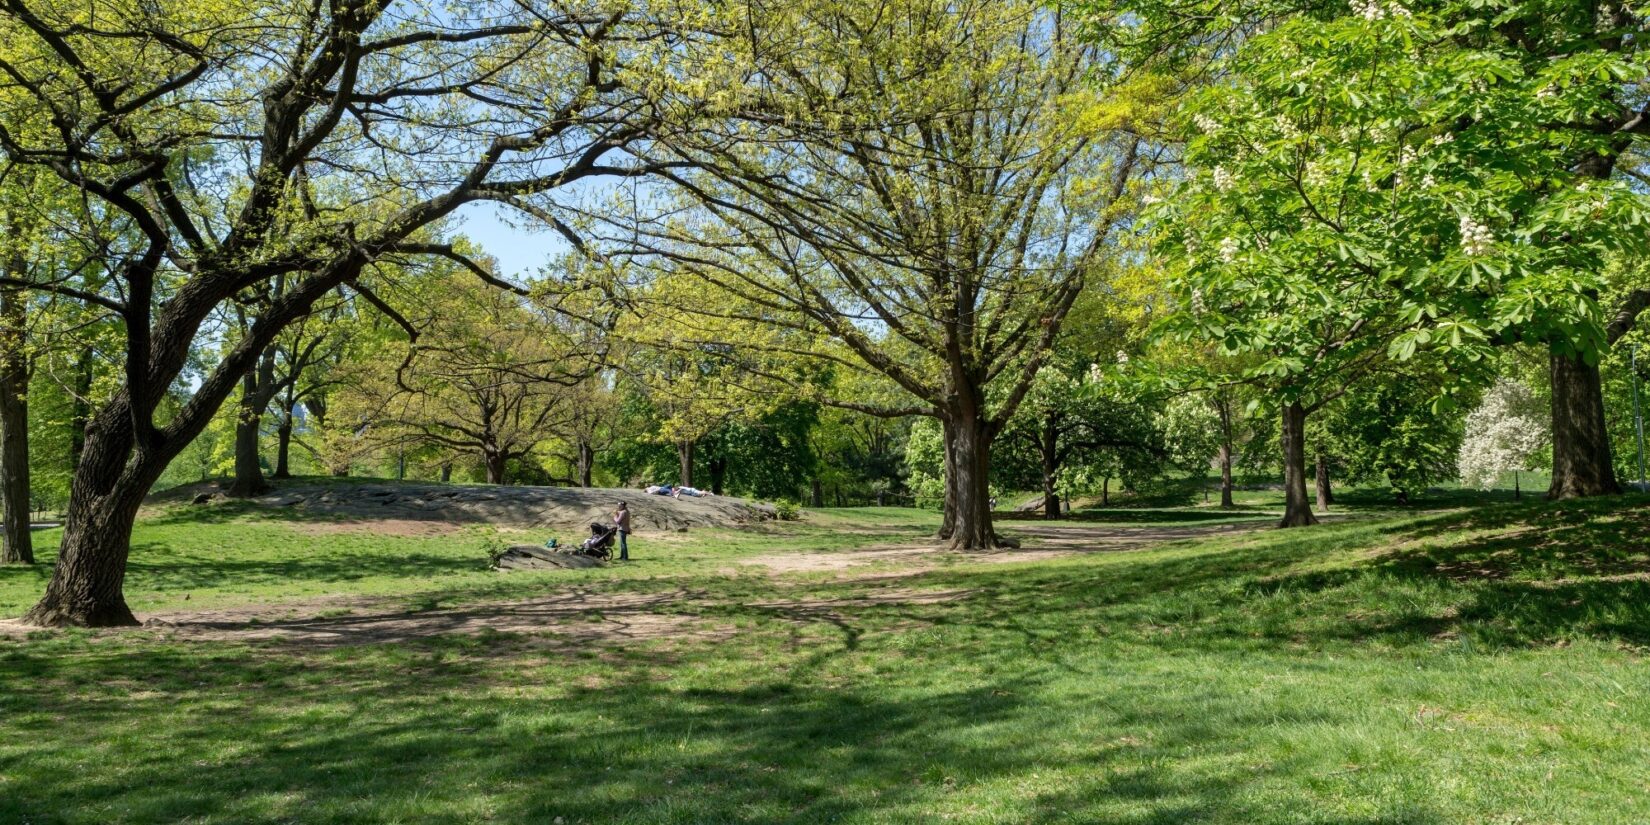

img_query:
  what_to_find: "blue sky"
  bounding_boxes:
[452,202,572,282]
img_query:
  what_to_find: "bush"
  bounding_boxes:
[774,499,802,521]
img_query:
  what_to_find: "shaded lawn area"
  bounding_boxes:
[1,498,1649,823]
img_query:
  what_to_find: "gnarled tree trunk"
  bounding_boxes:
[1547,350,1620,499]
[24,396,176,626]
[1279,402,1318,527]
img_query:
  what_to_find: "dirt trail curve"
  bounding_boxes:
[738,519,1263,574]
[150,480,774,531]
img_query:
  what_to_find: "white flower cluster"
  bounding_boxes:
[1190,287,1207,315]
[1212,166,1236,193]
[1420,173,1437,188]
[1458,379,1548,490]
[1459,215,1494,256]
[1398,146,1418,166]
[1351,0,1410,19]
[1218,237,1241,264]
[1193,113,1221,133]
[1304,162,1330,189]
[1275,115,1302,141]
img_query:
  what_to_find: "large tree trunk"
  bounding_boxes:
[1315,453,1332,513]
[440,462,453,483]
[1548,350,1621,499]
[23,397,174,626]
[677,440,695,488]
[1279,402,1318,527]
[0,283,31,564]
[941,408,1001,550]
[810,478,824,508]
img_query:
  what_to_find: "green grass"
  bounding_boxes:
[3,491,1650,823]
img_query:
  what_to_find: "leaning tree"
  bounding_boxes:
[0,0,680,626]
[604,0,1142,549]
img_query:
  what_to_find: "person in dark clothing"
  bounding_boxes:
[613,502,632,561]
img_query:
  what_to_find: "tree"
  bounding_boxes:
[1315,362,1475,503]
[1459,377,1548,497]
[614,0,1142,548]
[347,277,601,485]
[1092,0,1650,500]
[0,1,676,626]
[1001,365,1163,519]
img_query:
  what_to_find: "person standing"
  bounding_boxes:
[612,501,632,561]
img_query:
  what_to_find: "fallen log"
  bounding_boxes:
[494,545,606,570]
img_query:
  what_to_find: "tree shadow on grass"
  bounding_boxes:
[0,634,1431,825]
[1000,507,1276,525]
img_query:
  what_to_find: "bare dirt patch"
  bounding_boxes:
[0,586,971,650]
[738,520,1263,576]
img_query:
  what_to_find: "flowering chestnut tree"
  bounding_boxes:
[1148,0,1650,524]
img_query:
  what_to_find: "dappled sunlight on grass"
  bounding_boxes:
[3,496,1650,822]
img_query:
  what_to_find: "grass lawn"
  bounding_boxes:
[2,490,1648,823]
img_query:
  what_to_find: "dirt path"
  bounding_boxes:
[737,520,1263,575]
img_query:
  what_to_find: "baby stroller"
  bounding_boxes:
[577,522,617,560]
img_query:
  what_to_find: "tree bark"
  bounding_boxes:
[677,440,695,488]
[1315,453,1332,513]
[440,462,453,483]
[1279,402,1318,527]
[0,282,32,564]
[1547,349,1621,499]
[23,397,173,626]
[810,478,824,508]
[941,407,1001,550]
[1101,476,1109,506]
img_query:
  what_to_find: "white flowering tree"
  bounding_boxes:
[1458,379,1549,497]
